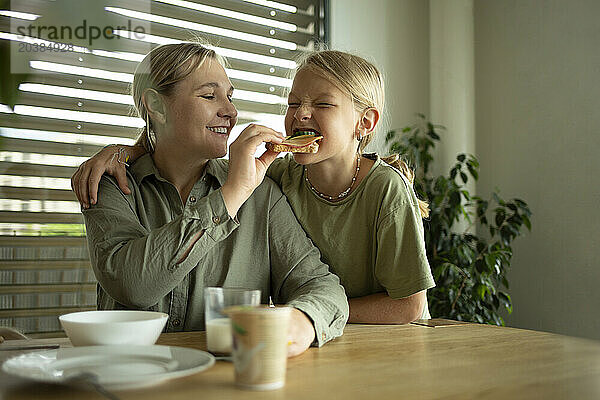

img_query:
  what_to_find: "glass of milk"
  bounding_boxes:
[204,287,261,355]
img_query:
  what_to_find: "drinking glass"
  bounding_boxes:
[204,287,261,355]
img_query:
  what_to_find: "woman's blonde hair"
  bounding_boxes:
[131,42,224,152]
[296,50,429,218]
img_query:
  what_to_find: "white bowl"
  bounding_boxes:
[59,310,168,346]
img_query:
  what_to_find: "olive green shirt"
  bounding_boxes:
[82,154,348,346]
[267,154,435,319]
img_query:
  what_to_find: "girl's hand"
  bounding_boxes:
[287,308,316,357]
[221,124,283,216]
[71,145,144,208]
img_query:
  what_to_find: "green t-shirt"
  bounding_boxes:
[267,154,435,318]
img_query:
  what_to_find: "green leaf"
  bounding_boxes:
[495,210,506,226]
[450,191,461,207]
[520,206,532,217]
[467,164,479,180]
[498,291,513,313]
[514,198,528,208]
[492,294,500,309]
[500,227,512,246]
[522,215,532,230]
[506,223,520,236]
[484,254,496,271]
[475,284,487,300]
[477,200,489,216]
[460,172,468,184]
[433,262,450,281]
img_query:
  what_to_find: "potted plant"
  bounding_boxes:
[385,114,532,325]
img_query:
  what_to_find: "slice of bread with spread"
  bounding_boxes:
[266,131,323,153]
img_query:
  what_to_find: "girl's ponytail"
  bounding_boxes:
[381,154,430,219]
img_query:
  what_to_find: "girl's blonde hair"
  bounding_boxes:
[131,42,224,152]
[296,50,429,218]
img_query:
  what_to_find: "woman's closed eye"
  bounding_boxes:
[201,93,233,102]
[288,103,300,108]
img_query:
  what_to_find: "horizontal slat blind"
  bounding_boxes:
[0,235,92,333]
[0,0,326,334]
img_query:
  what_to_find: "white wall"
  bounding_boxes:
[474,0,600,340]
[429,0,475,179]
[329,0,430,153]
[330,0,600,341]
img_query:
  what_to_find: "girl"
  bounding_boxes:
[73,49,435,324]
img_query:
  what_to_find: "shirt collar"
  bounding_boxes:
[129,153,228,186]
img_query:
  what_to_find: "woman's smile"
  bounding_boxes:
[206,126,229,135]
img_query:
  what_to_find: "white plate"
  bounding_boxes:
[1,345,215,390]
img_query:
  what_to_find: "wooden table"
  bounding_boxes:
[2,321,600,399]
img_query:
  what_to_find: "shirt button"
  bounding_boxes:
[173,319,181,327]
[321,332,326,341]
[189,196,196,203]
[212,216,220,224]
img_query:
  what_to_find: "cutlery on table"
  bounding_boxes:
[0,344,60,351]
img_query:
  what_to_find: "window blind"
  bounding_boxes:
[0,0,327,335]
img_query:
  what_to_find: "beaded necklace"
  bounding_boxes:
[304,156,361,201]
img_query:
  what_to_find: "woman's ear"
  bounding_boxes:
[142,89,167,126]
[360,108,380,135]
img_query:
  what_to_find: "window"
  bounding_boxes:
[0,0,327,335]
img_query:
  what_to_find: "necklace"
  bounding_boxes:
[305,156,361,201]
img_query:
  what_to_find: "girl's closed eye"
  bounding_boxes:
[200,94,215,99]
[288,102,300,108]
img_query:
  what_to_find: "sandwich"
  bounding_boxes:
[266,130,323,153]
